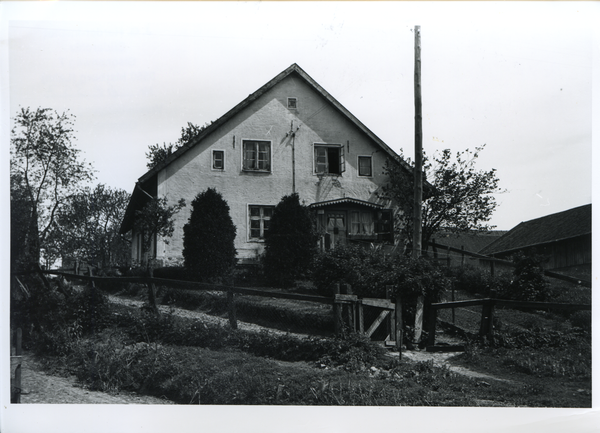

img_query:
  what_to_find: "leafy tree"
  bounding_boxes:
[134,196,186,268]
[382,144,503,251]
[10,107,95,268]
[10,173,39,272]
[263,193,318,287]
[133,196,185,314]
[183,188,236,281]
[146,122,211,169]
[47,184,131,268]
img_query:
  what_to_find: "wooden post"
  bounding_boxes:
[333,284,343,335]
[343,284,354,332]
[395,298,403,359]
[452,286,456,324]
[227,287,237,330]
[358,300,365,335]
[147,268,159,315]
[386,285,395,341]
[426,307,437,348]
[446,245,451,267]
[487,300,495,344]
[412,25,425,346]
[414,295,424,344]
[479,300,492,338]
[461,246,465,267]
[412,24,423,260]
[88,266,95,288]
[14,328,22,403]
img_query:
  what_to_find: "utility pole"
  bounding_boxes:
[413,24,423,260]
[412,25,425,346]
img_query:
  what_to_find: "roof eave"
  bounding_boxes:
[138,63,413,184]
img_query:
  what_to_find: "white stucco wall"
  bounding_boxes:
[154,75,395,264]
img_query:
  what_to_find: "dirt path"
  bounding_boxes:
[16,354,173,404]
[13,294,509,404]
[113,294,513,384]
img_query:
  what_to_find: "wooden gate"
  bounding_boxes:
[333,284,403,354]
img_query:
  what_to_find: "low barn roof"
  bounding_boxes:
[479,204,591,256]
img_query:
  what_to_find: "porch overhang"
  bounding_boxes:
[309,198,385,210]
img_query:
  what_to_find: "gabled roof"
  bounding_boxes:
[120,63,415,234]
[137,63,411,185]
[479,204,592,256]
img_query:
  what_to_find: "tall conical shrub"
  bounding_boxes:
[263,193,318,287]
[183,188,236,281]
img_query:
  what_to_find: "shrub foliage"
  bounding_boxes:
[263,193,318,286]
[183,188,236,281]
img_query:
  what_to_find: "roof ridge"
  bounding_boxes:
[137,63,410,184]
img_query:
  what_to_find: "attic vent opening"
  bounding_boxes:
[287,97,298,109]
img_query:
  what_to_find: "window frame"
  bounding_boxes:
[313,143,345,176]
[242,139,272,173]
[357,155,373,177]
[212,149,225,171]
[287,97,298,109]
[247,204,275,242]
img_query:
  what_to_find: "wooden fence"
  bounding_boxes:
[426,240,591,287]
[427,298,591,348]
[13,269,591,363]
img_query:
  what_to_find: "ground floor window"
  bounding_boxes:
[350,211,374,235]
[248,205,274,240]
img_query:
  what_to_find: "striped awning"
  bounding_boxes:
[309,197,384,210]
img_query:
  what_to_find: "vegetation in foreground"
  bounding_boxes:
[12,273,591,407]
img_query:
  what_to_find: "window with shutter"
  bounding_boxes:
[314,144,344,175]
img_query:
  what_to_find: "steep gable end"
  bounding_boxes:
[137,63,411,184]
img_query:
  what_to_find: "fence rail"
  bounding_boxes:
[427,297,591,348]
[426,240,591,287]
[14,269,590,357]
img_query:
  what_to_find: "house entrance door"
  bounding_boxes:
[326,212,347,248]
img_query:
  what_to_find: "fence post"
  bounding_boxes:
[414,296,424,344]
[451,286,456,324]
[446,245,451,267]
[13,328,22,403]
[88,266,96,288]
[227,286,237,330]
[461,246,465,267]
[358,300,364,335]
[333,284,343,335]
[487,300,495,345]
[426,306,437,348]
[395,297,403,359]
[386,285,395,342]
[343,284,355,332]
[479,300,492,338]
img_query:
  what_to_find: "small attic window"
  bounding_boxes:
[287,97,298,109]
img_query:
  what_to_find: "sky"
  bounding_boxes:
[1,1,596,233]
[0,1,599,430]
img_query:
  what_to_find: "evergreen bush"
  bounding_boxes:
[183,188,236,281]
[263,193,318,287]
